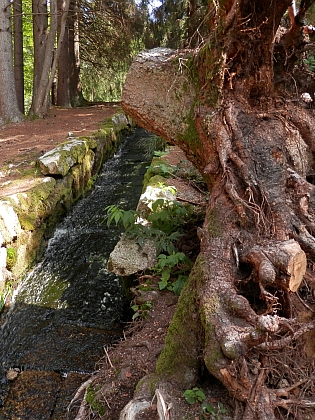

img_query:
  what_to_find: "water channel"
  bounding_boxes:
[0,128,156,419]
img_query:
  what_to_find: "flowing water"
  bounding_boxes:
[0,129,156,419]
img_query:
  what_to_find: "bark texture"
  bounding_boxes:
[121,8,315,415]
[0,0,23,123]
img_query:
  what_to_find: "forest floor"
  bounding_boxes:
[0,105,234,419]
[0,104,121,197]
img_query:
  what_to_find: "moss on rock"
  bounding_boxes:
[0,111,131,295]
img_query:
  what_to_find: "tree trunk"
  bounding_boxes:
[121,1,315,417]
[31,0,58,117]
[13,0,24,114]
[56,0,71,107]
[30,0,48,115]
[31,0,70,117]
[0,0,23,123]
[68,0,84,107]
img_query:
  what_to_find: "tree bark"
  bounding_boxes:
[68,0,84,107]
[13,0,24,114]
[56,0,71,107]
[0,0,23,123]
[30,0,48,115]
[121,2,315,413]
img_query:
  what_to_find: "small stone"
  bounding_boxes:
[6,368,19,381]
[277,378,290,389]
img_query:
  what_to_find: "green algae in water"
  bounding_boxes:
[17,272,69,309]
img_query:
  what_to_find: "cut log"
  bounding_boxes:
[242,239,306,292]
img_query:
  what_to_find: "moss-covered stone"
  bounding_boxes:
[4,177,57,231]
[135,373,160,398]
[38,140,89,176]
[0,111,131,296]
[70,149,95,199]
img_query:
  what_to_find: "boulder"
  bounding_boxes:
[107,238,157,276]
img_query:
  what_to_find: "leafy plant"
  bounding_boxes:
[183,387,206,404]
[149,198,193,234]
[304,54,315,72]
[104,204,137,229]
[184,388,228,419]
[201,402,227,419]
[153,252,191,295]
[131,301,153,320]
[201,402,216,415]
[104,199,193,255]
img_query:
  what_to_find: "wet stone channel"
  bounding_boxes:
[0,129,157,419]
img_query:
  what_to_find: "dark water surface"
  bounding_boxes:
[0,129,156,419]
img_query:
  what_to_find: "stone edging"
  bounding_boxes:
[0,112,132,294]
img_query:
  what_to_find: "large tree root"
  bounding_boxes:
[117,46,315,419]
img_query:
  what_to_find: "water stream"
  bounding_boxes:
[0,128,156,419]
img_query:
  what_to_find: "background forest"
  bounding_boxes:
[2,0,315,122]
[0,0,214,122]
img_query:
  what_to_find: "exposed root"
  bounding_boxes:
[68,376,94,420]
[257,319,315,350]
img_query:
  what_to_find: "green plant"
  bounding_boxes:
[304,54,315,72]
[104,204,137,229]
[104,199,193,255]
[184,388,228,419]
[183,387,206,404]
[0,282,13,312]
[131,301,153,320]
[149,198,193,234]
[153,252,191,295]
[86,385,106,416]
[201,402,227,419]
[6,247,17,271]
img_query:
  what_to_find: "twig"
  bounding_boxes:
[276,378,309,397]
[138,274,159,281]
[295,290,315,312]
[176,196,206,207]
[102,393,111,409]
[68,376,94,410]
[104,346,114,368]
[275,399,315,408]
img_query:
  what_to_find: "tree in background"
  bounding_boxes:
[31,0,72,116]
[78,0,149,102]
[2,0,214,120]
[0,0,23,123]
[13,0,24,113]
[147,0,209,48]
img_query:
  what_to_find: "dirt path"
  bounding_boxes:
[0,104,121,195]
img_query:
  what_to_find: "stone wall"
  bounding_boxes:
[0,113,131,293]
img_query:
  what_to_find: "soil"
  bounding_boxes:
[0,106,233,419]
[0,104,121,197]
